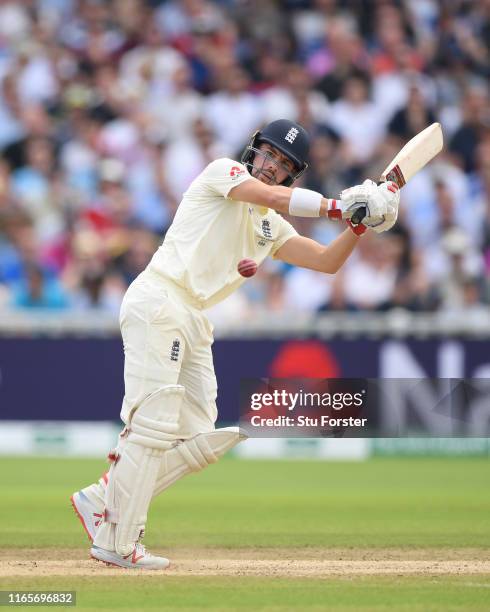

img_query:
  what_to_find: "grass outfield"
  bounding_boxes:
[0,456,489,610]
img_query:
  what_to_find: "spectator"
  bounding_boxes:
[449,83,490,174]
[10,137,64,241]
[340,232,404,311]
[261,62,329,126]
[327,72,386,169]
[0,0,485,318]
[309,15,368,99]
[0,75,25,150]
[303,129,346,196]
[146,63,204,143]
[162,117,229,202]
[204,65,262,155]
[388,84,438,140]
[119,15,186,101]
[10,262,69,309]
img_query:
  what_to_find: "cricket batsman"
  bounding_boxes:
[71,119,399,569]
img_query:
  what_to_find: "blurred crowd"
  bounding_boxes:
[0,0,489,322]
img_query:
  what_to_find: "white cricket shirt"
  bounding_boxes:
[148,157,298,309]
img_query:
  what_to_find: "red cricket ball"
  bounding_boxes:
[237,258,258,278]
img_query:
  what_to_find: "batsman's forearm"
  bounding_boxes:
[231,180,345,219]
[320,228,360,273]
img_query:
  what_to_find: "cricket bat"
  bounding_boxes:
[350,122,444,225]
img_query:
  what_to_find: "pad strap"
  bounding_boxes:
[129,412,180,450]
[153,427,248,497]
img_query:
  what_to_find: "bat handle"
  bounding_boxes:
[350,206,366,225]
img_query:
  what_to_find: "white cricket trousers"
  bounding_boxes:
[119,268,218,438]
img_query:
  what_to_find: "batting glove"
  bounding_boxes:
[339,179,383,221]
[363,181,400,233]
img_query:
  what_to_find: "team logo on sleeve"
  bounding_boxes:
[230,166,246,178]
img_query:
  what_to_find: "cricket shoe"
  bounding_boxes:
[91,543,170,570]
[70,491,103,542]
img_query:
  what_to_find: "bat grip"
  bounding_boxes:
[350,206,366,225]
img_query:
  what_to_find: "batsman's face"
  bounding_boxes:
[252,143,295,185]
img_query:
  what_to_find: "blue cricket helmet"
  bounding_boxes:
[241,119,310,186]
